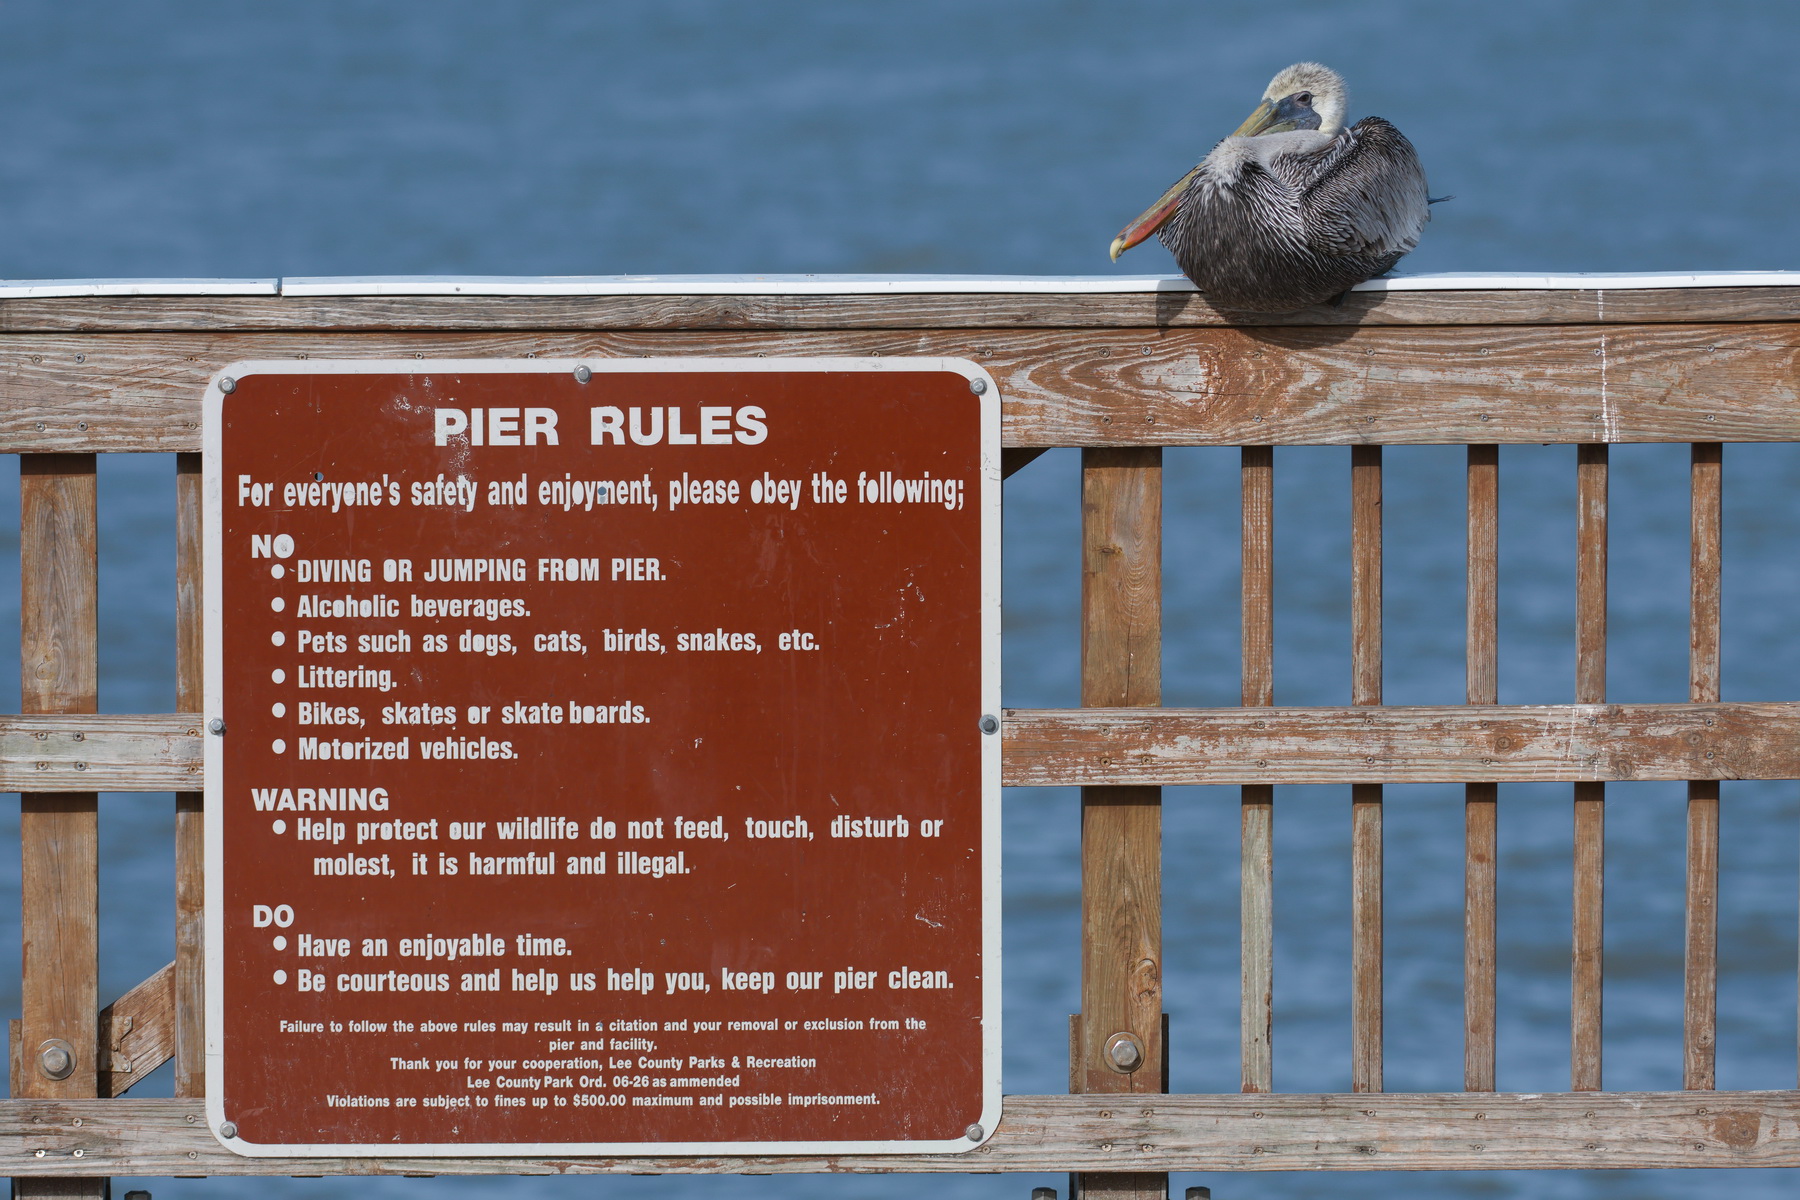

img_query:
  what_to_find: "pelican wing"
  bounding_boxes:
[1293,117,1429,261]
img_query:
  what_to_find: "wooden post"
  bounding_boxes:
[175,453,205,1096]
[1240,446,1274,1094]
[1465,445,1499,1092]
[1572,444,1608,1092]
[1075,448,1164,1200]
[17,453,105,1200]
[1350,446,1383,1094]
[1685,442,1722,1090]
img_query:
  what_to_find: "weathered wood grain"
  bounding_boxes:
[1467,446,1500,710]
[17,454,104,1200]
[1239,446,1274,1095]
[1078,448,1165,1200]
[97,964,174,1098]
[1000,703,1800,787]
[1572,445,1607,1094]
[7,286,1800,333]
[1465,445,1499,1093]
[6,323,1800,453]
[174,453,205,1098]
[1350,446,1384,1094]
[0,714,202,791]
[1464,786,1497,1090]
[6,704,1794,790]
[1686,442,1723,1092]
[6,1092,1800,1174]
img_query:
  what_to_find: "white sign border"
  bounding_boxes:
[203,356,1002,1158]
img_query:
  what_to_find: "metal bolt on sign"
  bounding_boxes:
[965,1123,984,1141]
[218,1121,239,1139]
[1103,1030,1145,1073]
[37,1039,74,1081]
[209,718,226,735]
[219,377,236,394]
[980,714,1000,734]
[574,365,593,384]
[968,377,988,395]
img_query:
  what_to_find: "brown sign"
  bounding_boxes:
[203,359,999,1155]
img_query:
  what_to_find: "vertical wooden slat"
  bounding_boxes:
[1685,442,1722,1091]
[1572,443,1608,1093]
[1240,446,1274,1094]
[1076,448,1164,1200]
[175,452,205,1097]
[1465,445,1499,1092]
[18,453,105,1200]
[1350,445,1383,1094]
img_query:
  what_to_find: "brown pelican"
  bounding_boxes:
[1110,63,1430,313]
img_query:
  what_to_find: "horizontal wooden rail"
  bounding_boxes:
[0,715,201,791]
[2,1092,1796,1174]
[6,704,1796,792]
[3,323,1800,453]
[1003,703,1800,787]
[4,287,1800,333]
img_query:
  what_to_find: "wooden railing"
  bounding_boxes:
[4,278,1800,1194]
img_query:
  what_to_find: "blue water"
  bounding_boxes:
[3,2,1800,1198]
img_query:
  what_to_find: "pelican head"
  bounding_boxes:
[1232,62,1347,139]
[1109,62,1350,261]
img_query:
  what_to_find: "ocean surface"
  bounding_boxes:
[2,2,1799,1198]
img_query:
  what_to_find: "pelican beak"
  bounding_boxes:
[1110,164,1202,261]
[1232,99,1282,138]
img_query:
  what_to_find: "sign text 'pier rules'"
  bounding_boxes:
[203,359,999,1156]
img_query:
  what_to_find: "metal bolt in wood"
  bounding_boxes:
[37,1040,74,1081]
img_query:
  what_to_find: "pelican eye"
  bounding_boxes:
[1296,92,1313,105]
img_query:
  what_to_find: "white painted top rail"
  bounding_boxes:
[0,279,279,298]
[277,272,1800,296]
[5,272,1800,299]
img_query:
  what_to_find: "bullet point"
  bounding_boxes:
[271,668,286,684]
[270,596,286,613]
[271,702,286,718]
[271,631,286,647]
[272,819,287,835]
[270,564,286,579]
[273,935,287,951]
[271,739,287,755]
[273,970,288,985]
